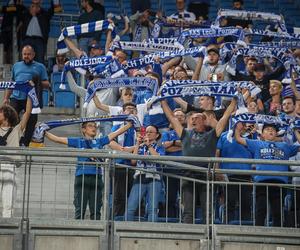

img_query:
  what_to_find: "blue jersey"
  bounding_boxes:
[68,136,110,176]
[161,129,182,156]
[246,139,299,183]
[12,61,48,100]
[111,124,135,165]
[136,143,165,173]
[217,132,252,172]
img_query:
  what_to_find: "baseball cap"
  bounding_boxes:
[88,43,102,50]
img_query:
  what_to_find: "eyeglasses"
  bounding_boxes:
[146,131,157,134]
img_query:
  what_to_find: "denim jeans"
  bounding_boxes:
[126,178,162,222]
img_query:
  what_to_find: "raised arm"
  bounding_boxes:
[93,95,110,113]
[118,16,130,37]
[162,57,181,76]
[66,71,87,99]
[161,100,183,138]
[108,122,132,141]
[105,29,113,55]
[173,97,188,112]
[64,38,84,59]
[234,122,247,146]
[290,75,300,100]
[192,56,204,80]
[215,98,237,137]
[45,131,68,145]
[20,96,32,131]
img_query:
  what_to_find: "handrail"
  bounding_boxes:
[2,146,300,177]
[2,146,300,166]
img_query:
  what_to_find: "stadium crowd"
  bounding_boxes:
[0,0,300,227]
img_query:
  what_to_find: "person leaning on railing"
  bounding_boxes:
[44,118,135,220]
[235,122,300,227]
[0,95,32,218]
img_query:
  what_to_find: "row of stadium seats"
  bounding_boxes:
[43,72,78,109]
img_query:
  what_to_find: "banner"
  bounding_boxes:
[0,81,40,114]
[31,114,141,143]
[57,20,115,54]
[83,77,158,108]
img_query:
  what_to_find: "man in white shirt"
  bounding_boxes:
[169,0,196,21]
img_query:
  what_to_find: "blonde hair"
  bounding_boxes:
[269,80,283,91]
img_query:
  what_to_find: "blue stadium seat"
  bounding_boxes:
[42,90,50,107]
[51,72,62,85]
[54,90,76,108]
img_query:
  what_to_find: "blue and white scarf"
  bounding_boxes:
[245,29,300,40]
[83,77,158,108]
[60,55,113,89]
[161,80,261,98]
[0,81,40,114]
[121,46,206,71]
[259,41,300,49]
[111,40,183,53]
[227,43,300,74]
[158,83,238,100]
[227,112,291,142]
[214,9,287,32]
[57,20,114,54]
[31,114,132,143]
[146,38,179,45]
[179,27,246,45]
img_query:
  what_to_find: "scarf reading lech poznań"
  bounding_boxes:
[226,112,292,142]
[0,81,40,114]
[159,80,261,98]
[178,27,246,46]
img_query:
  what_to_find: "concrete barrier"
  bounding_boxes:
[114,222,208,250]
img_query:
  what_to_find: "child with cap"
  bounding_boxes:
[235,122,300,226]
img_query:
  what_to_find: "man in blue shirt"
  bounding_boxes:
[45,119,135,220]
[235,122,300,226]
[3,45,49,146]
[216,130,253,223]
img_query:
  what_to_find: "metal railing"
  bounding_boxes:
[1,147,300,249]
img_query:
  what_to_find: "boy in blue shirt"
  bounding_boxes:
[45,117,137,220]
[235,122,300,226]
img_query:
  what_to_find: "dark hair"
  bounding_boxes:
[81,121,96,128]
[173,108,184,113]
[122,102,137,111]
[186,110,197,118]
[0,104,19,127]
[233,0,243,4]
[247,57,258,63]
[147,125,161,140]
[283,96,296,105]
[262,123,278,132]
[253,63,265,72]
[203,110,216,118]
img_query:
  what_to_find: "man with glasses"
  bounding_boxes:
[45,119,136,220]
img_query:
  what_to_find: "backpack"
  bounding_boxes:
[0,127,13,146]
